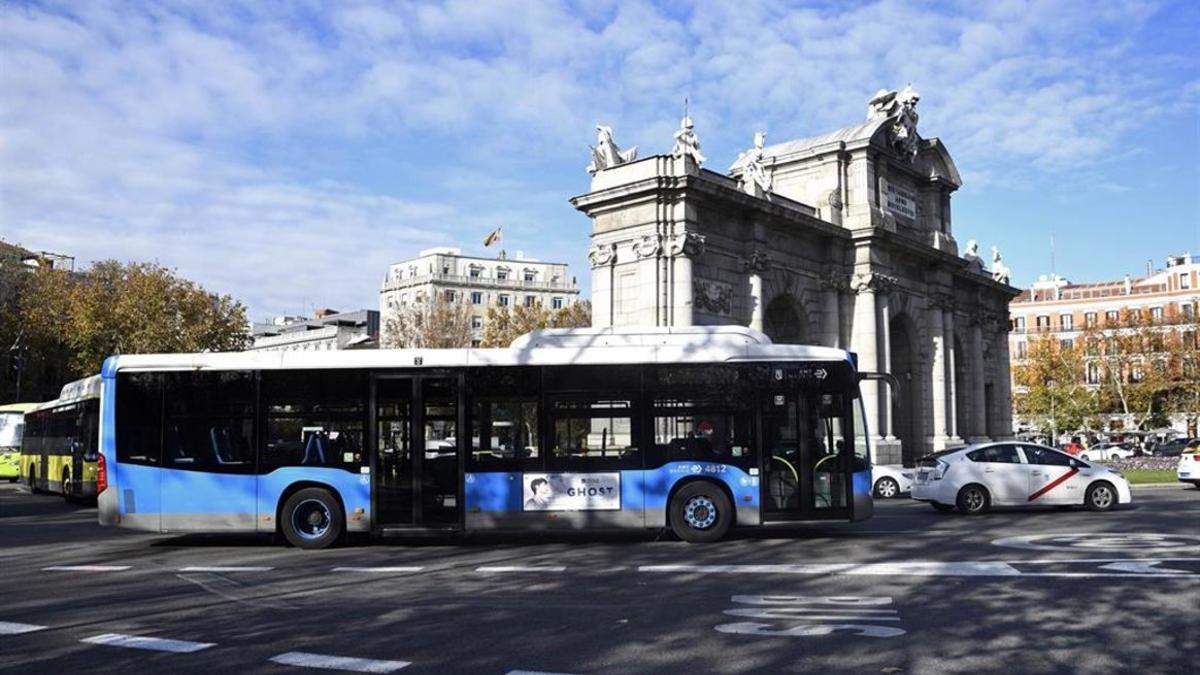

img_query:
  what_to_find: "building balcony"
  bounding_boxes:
[382,272,580,294]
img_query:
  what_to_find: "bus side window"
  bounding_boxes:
[546,397,639,471]
[162,371,255,473]
[261,370,366,474]
[116,372,163,466]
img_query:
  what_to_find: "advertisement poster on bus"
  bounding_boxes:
[522,472,621,511]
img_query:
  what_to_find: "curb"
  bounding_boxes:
[1130,483,1191,489]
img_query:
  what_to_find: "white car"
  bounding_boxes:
[1081,443,1136,462]
[911,442,1132,514]
[872,464,914,499]
[1178,451,1200,488]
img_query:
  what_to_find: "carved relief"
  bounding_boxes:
[742,250,770,274]
[928,292,956,311]
[668,231,705,258]
[694,279,733,315]
[587,242,616,268]
[850,272,897,295]
[632,234,662,259]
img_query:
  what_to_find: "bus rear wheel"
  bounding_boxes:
[669,482,733,543]
[280,488,344,550]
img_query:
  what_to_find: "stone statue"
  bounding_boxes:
[737,130,772,198]
[587,125,638,175]
[991,245,1011,284]
[866,85,921,160]
[671,115,706,167]
[963,239,984,273]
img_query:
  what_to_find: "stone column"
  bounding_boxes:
[668,232,704,327]
[879,290,895,440]
[820,271,845,349]
[632,233,663,325]
[743,250,770,332]
[851,273,901,460]
[943,308,962,445]
[969,318,989,442]
[929,296,950,449]
[587,243,617,327]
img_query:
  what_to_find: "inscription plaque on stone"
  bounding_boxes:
[886,183,917,221]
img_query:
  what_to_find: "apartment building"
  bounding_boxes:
[379,247,580,346]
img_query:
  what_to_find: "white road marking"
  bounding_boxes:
[42,565,131,572]
[269,651,410,672]
[639,562,1021,576]
[81,632,215,653]
[331,566,425,573]
[476,566,566,573]
[507,671,581,675]
[1006,557,1200,564]
[177,566,274,573]
[1097,561,1191,574]
[0,621,48,635]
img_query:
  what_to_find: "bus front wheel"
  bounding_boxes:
[669,482,733,543]
[280,488,344,550]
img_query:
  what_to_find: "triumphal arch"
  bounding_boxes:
[571,87,1018,463]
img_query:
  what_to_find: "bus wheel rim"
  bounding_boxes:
[684,496,718,529]
[292,499,332,540]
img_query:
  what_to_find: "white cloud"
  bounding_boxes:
[1,0,1194,319]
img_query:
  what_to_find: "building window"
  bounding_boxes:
[1016,341,1027,359]
[497,269,509,281]
[1060,314,1073,331]
[1183,303,1195,320]
[552,297,564,310]
[1060,338,1074,351]
[469,268,481,278]
[471,316,483,329]
[524,270,536,282]
[442,265,450,275]
[399,293,408,305]
[1036,315,1050,331]
[1086,362,1099,384]
[1105,310,1119,324]
[1084,312,1097,328]
[471,339,482,348]
[499,294,510,307]
[471,291,483,305]
[1181,273,1191,290]
[1150,306,1164,322]
[445,290,457,303]
[524,295,536,308]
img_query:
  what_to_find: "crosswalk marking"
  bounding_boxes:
[81,632,215,653]
[477,566,566,573]
[269,651,410,672]
[178,566,274,573]
[331,566,425,573]
[42,565,131,572]
[0,621,48,635]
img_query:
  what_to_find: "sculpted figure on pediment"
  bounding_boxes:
[991,246,1011,285]
[587,125,638,175]
[963,239,985,274]
[671,115,706,167]
[737,130,772,199]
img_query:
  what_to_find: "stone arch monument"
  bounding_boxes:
[572,88,1017,464]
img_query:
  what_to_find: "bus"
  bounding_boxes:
[97,326,881,549]
[22,375,102,500]
[1,402,38,482]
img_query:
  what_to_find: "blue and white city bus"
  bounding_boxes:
[97,327,879,549]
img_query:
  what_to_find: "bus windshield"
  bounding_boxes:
[0,412,23,448]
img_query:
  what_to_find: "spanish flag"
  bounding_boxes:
[483,227,502,247]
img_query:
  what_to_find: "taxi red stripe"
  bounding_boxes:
[1028,468,1078,502]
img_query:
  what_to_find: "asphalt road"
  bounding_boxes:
[2,482,1198,674]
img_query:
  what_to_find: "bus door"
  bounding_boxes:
[371,375,462,527]
[761,390,851,520]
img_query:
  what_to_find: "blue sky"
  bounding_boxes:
[2,0,1197,321]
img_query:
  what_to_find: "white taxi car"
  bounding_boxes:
[1178,450,1200,488]
[872,464,914,499]
[911,442,1132,514]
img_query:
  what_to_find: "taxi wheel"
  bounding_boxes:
[1085,481,1116,512]
[931,502,955,513]
[874,477,900,499]
[956,484,990,515]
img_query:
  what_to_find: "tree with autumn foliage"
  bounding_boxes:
[1081,309,1174,431]
[1013,333,1098,437]
[481,300,592,348]
[17,260,250,378]
[382,295,475,348]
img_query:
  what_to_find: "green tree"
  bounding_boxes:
[1082,309,1172,431]
[1013,334,1097,437]
[19,260,249,376]
[481,300,592,348]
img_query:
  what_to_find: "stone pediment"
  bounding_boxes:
[729,117,890,171]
